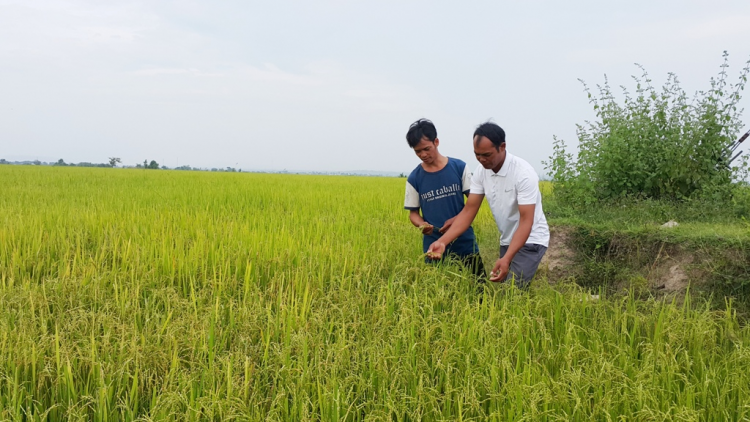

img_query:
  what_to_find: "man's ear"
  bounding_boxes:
[434,138,440,147]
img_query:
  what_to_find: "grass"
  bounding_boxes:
[541,181,750,302]
[542,181,750,242]
[2,166,750,421]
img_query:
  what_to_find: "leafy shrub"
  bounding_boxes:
[547,52,750,206]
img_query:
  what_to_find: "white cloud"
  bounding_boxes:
[243,64,323,86]
[1,0,749,173]
[134,67,204,76]
[683,15,750,40]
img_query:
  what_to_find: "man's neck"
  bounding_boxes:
[422,155,448,172]
[492,151,507,174]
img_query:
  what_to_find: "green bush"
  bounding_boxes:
[547,52,750,205]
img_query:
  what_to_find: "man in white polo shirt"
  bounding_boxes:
[426,122,549,288]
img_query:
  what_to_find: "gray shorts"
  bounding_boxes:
[499,243,548,289]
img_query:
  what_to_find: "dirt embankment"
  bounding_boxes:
[540,226,577,283]
[538,225,748,303]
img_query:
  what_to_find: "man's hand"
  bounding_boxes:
[419,224,434,235]
[440,217,456,234]
[489,258,510,282]
[426,241,446,260]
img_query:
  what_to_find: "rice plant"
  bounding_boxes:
[1,166,749,421]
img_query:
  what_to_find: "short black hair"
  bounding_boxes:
[473,122,506,150]
[406,119,437,148]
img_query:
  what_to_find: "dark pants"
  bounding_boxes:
[458,253,488,281]
[429,252,487,281]
[499,244,547,289]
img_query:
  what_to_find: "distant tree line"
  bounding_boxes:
[52,159,110,168]
[0,158,403,177]
[136,160,161,169]
[0,158,244,173]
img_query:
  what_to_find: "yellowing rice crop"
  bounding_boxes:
[1,165,750,421]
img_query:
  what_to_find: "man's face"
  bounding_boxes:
[473,135,505,170]
[413,137,440,165]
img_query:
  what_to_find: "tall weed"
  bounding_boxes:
[547,52,750,206]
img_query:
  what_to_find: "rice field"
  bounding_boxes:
[2,165,750,421]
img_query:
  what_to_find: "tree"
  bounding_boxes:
[148,160,159,169]
[546,52,750,204]
[108,157,121,167]
[54,159,67,166]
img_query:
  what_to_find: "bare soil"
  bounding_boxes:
[541,226,696,298]
[539,226,577,283]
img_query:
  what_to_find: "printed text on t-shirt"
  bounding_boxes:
[420,183,461,202]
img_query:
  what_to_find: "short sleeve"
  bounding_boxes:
[516,169,540,205]
[461,165,472,194]
[404,181,420,210]
[469,164,485,195]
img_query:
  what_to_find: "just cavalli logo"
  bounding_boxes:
[420,183,461,202]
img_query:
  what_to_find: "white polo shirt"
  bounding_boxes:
[470,152,550,247]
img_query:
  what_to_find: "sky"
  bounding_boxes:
[2,0,750,175]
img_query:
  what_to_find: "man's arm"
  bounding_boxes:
[426,193,484,259]
[408,209,434,235]
[404,178,436,234]
[489,204,534,281]
[438,191,470,234]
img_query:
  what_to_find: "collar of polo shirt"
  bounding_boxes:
[491,152,513,177]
